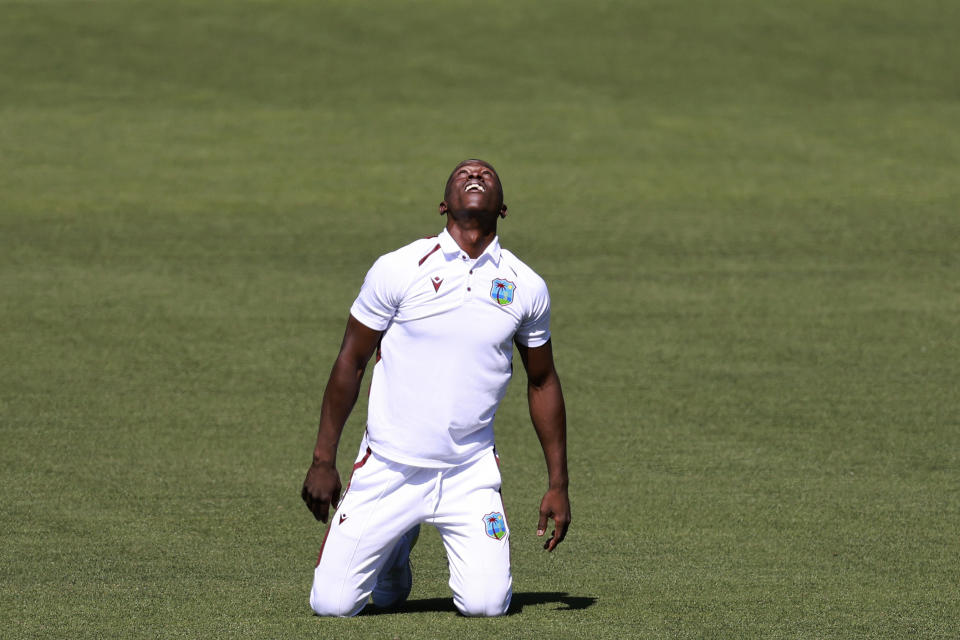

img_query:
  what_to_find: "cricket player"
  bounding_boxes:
[301,159,570,617]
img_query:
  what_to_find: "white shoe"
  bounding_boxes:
[371,525,420,609]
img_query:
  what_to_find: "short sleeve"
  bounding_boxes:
[349,255,401,331]
[515,277,551,347]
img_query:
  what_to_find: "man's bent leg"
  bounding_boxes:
[310,450,425,617]
[433,451,512,617]
[371,524,420,609]
[311,526,381,617]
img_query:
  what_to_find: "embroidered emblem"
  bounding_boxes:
[490,279,516,306]
[339,513,348,524]
[483,512,507,540]
[431,276,443,292]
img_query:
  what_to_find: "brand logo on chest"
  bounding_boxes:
[431,276,443,292]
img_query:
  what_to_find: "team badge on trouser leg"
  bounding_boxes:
[430,451,512,617]
[483,512,507,540]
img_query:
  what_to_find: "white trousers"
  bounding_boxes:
[310,443,512,617]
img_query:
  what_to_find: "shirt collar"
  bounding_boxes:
[437,228,502,266]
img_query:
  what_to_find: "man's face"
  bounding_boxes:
[442,160,506,217]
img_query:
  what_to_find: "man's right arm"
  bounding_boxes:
[301,315,382,522]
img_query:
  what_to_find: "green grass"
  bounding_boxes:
[2,0,958,638]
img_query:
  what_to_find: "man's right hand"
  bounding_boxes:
[301,461,342,523]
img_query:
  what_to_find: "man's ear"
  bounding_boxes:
[499,203,508,219]
[439,201,448,216]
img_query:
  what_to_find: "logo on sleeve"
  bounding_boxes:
[490,279,516,306]
[483,512,507,540]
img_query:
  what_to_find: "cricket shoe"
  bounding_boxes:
[371,524,420,609]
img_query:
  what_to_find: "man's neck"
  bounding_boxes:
[446,219,497,259]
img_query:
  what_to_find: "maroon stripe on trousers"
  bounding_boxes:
[493,448,510,526]
[315,447,373,567]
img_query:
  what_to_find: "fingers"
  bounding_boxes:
[537,489,571,552]
[544,534,556,551]
[537,507,559,551]
[544,517,569,552]
[301,484,328,522]
[301,482,337,523]
[302,464,342,523]
[316,485,341,523]
[315,489,331,523]
[300,484,312,515]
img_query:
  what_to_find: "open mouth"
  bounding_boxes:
[464,182,485,193]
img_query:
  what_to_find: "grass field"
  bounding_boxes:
[2,0,958,638]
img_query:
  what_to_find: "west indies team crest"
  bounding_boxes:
[483,512,507,540]
[490,279,516,306]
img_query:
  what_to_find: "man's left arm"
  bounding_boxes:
[515,338,571,552]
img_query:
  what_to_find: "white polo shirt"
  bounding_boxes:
[349,228,551,468]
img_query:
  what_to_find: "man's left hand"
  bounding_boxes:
[536,487,571,551]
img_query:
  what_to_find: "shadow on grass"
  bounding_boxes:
[361,592,596,616]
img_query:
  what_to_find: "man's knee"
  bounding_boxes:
[454,586,511,617]
[310,584,365,618]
